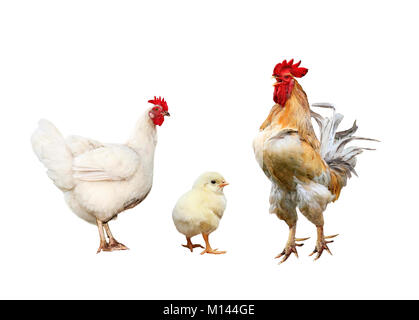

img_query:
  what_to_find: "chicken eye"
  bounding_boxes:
[211,180,216,184]
[153,107,159,111]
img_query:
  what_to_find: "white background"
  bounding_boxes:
[0,0,418,299]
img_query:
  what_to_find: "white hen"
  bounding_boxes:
[31,97,170,253]
[172,172,228,255]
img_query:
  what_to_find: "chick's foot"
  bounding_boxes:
[200,233,226,255]
[182,238,204,252]
[200,248,226,255]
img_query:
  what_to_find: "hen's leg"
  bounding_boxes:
[96,219,110,253]
[275,224,310,264]
[182,236,204,252]
[200,233,226,255]
[104,223,129,251]
[309,225,339,261]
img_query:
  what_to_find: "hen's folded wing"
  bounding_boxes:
[72,145,140,181]
[66,135,104,157]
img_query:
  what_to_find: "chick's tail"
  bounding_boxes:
[31,119,74,191]
[311,103,378,200]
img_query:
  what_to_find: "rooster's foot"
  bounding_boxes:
[200,248,226,255]
[310,234,338,261]
[275,237,310,264]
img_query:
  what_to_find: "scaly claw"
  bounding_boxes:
[96,242,111,254]
[108,239,129,251]
[310,234,338,261]
[275,236,309,264]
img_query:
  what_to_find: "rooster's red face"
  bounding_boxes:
[272,59,308,106]
[148,96,170,126]
[273,73,295,106]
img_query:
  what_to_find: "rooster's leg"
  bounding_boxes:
[96,219,110,253]
[182,237,204,252]
[103,223,129,251]
[275,225,310,264]
[200,233,226,255]
[309,226,339,261]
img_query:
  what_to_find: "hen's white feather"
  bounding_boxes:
[31,119,74,191]
[32,109,158,224]
[66,135,103,156]
[73,145,140,182]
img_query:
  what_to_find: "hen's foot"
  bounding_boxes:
[108,239,129,251]
[96,242,112,254]
[310,234,338,261]
[200,248,226,255]
[182,243,204,252]
[275,237,310,264]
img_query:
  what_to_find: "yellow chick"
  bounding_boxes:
[172,172,229,255]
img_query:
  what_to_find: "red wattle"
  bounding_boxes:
[273,79,294,106]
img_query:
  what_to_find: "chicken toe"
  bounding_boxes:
[309,226,338,261]
[104,223,129,251]
[275,225,309,264]
[182,237,204,252]
[200,233,226,255]
[97,241,112,254]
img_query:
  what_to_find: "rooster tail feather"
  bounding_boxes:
[311,103,378,200]
[31,119,74,191]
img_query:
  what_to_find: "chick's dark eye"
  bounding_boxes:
[153,108,158,111]
[211,180,216,184]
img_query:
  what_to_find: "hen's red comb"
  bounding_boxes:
[273,59,308,78]
[148,96,168,111]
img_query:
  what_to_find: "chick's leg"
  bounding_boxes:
[200,233,226,255]
[275,224,310,264]
[182,237,204,252]
[96,219,110,253]
[103,223,129,251]
[309,225,338,261]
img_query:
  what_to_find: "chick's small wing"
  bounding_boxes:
[72,145,140,182]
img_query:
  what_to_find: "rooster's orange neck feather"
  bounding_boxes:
[260,81,320,150]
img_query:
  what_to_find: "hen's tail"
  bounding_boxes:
[311,103,378,200]
[31,119,74,191]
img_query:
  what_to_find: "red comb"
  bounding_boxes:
[273,59,308,78]
[148,96,168,111]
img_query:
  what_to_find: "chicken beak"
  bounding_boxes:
[219,182,229,188]
[163,111,170,117]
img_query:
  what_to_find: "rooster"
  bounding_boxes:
[253,60,376,263]
[31,97,170,253]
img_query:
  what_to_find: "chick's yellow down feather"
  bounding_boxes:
[172,172,228,255]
